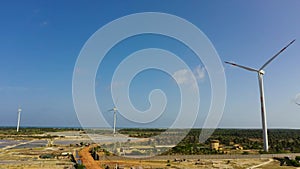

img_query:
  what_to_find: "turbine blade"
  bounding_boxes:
[107,107,118,112]
[225,61,258,72]
[260,39,296,70]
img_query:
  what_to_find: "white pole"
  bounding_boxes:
[17,107,21,132]
[258,72,269,152]
[113,108,117,135]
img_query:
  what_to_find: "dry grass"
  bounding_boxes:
[0,146,74,169]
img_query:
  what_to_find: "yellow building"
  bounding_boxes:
[210,140,220,150]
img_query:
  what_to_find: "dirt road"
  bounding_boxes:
[246,159,273,169]
[79,146,102,169]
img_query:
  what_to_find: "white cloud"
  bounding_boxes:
[172,69,192,85]
[194,65,206,80]
[172,65,206,84]
[172,65,207,90]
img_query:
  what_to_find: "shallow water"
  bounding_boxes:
[54,139,91,145]
[12,140,47,149]
[0,140,26,149]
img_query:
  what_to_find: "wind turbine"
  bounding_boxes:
[225,39,295,152]
[108,106,118,135]
[17,106,22,132]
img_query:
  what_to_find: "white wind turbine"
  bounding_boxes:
[225,39,295,152]
[17,106,22,132]
[108,106,118,135]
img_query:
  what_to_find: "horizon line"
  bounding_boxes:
[1,125,300,130]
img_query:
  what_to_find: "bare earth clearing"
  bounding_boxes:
[79,145,299,169]
[1,131,299,169]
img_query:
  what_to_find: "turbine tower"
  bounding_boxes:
[17,106,22,132]
[108,106,118,135]
[225,39,295,152]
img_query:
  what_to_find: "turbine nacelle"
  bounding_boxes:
[259,70,265,75]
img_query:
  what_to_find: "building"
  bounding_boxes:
[210,140,220,150]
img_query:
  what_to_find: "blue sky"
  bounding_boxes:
[0,0,300,128]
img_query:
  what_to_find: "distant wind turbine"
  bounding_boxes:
[225,39,296,152]
[17,106,22,132]
[108,106,118,135]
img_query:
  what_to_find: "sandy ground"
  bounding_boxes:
[0,143,75,169]
[78,145,297,169]
[1,131,299,169]
[0,132,80,169]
